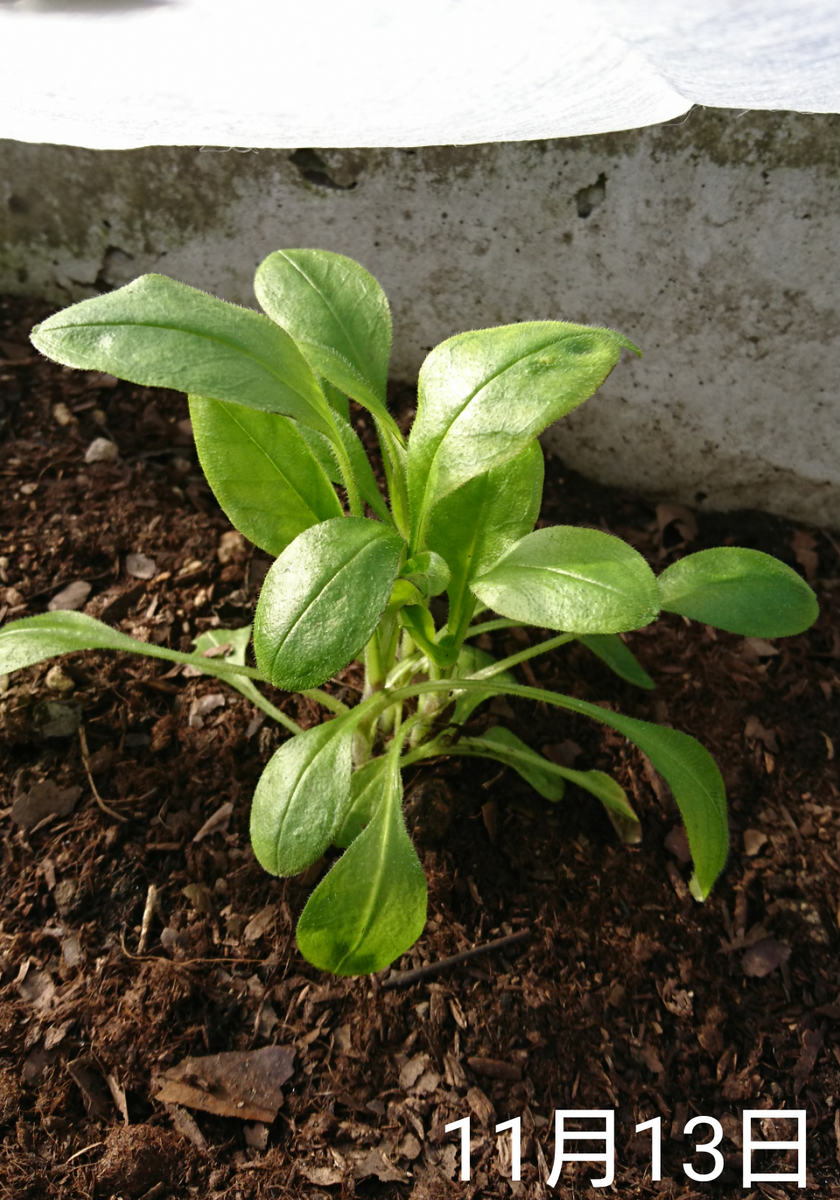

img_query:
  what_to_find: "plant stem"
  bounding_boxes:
[466,617,521,637]
[301,688,350,716]
[469,632,575,680]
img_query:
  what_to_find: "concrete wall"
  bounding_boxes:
[2,109,839,526]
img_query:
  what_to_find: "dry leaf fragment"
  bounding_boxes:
[742,937,791,977]
[11,781,82,829]
[243,904,277,942]
[166,1103,207,1148]
[399,1054,429,1090]
[188,692,225,728]
[301,1164,344,1186]
[744,715,779,751]
[656,503,698,546]
[352,1146,409,1183]
[192,802,233,842]
[155,1045,294,1121]
[743,828,768,856]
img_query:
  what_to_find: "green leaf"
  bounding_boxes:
[297,411,392,524]
[578,633,655,689]
[296,747,427,975]
[400,552,451,599]
[250,718,354,876]
[472,526,660,634]
[333,756,387,848]
[454,726,564,800]
[657,547,819,637]
[189,397,342,556]
[408,321,638,545]
[427,441,544,632]
[31,274,336,439]
[255,249,400,440]
[254,517,405,691]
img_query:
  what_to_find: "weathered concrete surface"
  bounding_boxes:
[2,109,839,526]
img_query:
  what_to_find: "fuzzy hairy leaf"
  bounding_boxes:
[31,274,336,439]
[408,321,637,545]
[297,410,392,524]
[333,757,387,849]
[250,719,354,876]
[190,397,343,556]
[253,518,405,691]
[657,547,818,636]
[472,526,659,634]
[255,249,399,439]
[297,750,427,975]
[427,441,544,631]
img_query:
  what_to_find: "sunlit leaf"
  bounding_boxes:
[254,517,405,691]
[297,748,427,975]
[657,547,818,636]
[255,249,400,439]
[190,396,342,556]
[408,321,637,544]
[250,719,354,876]
[31,274,335,438]
[472,526,659,634]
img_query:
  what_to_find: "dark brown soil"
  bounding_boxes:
[1,292,840,1199]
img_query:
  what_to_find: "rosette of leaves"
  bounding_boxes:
[0,250,818,975]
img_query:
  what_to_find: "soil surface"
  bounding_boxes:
[1,293,840,1199]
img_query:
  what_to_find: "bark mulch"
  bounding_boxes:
[1,292,839,1198]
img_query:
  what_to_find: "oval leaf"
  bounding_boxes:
[255,249,400,439]
[254,517,405,691]
[31,274,335,438]
[250,719,354,876]
[471,526,659,634]
[408,321,638,544]
[657,547,818,636]
[190,396,342,556]
[427,441,544,632]
[334,756,388,849]
[296,753,427,975]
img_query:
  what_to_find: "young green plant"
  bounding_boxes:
[0,250,818,975]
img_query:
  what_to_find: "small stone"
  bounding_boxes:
[52,403,75,427]
[48,580,91,612]
[20,482,38,496]
[217,531,246,564]
[45,666,75,694]
[84,437,118,464]
[125,552,156,580]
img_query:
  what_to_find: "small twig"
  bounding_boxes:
[137,884,160,955]
[381,928,531,989]
[78,727,127,822]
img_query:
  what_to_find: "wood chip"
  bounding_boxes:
[155,1046,295,1122]
[467,1056,522,1082]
